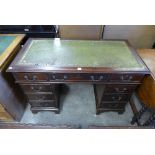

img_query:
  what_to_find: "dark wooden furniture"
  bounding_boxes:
[7,39,149,114]
[130,49,155,126]
[0,25,57,44]
[0,34,26,121]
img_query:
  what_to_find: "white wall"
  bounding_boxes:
[103,25,155,48]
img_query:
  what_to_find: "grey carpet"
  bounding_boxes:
[21,84,135,128]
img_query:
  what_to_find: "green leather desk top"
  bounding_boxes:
[10,38,148,72]
[0,36,16,55]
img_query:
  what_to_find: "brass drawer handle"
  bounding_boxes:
[90,75,105,81]
[90,76,94,80]
[52,75,68,81]
[24,75,38,81]
[24,75,29,80]
[120,75,133,81]
[115,87,127,93]
[112,96,122,101]
[36,96,45,100]
[99,76,104,80]
[31,86,42,91]
[32,75,37,81]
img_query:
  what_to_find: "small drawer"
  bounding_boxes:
[29,101,58,108]
[98,102,126,109]
[20,84,56,93]
[26,93,56,101]
[50,73,108,82]
[104,84,137,93]
[13,73,49,82]
[101,94,131,102]
[109,74,144,82]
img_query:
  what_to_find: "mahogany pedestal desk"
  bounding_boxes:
[130,49,155,126]
[7,39,149,114]
[0,34,26,121]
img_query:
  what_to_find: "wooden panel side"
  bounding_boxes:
[137,75,155,108]
[0,34,25,70]
[137,49,155,80]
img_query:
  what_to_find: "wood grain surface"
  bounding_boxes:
[137,49,155,109]
[137,49,155,80]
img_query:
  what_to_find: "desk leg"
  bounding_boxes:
[143,113,155,126]
[32,110,38,114]
[129,97,140,125]
[136,106,147,120]
[130,97,148,126]
[96,109,101,115]
[118,110,125,114]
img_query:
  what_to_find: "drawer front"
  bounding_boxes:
[109,74,144,82]
[50,73,109,82]
[101,94,131,102]
[26,93,56,101]
[104,84,137,94]
[98,102,126,109]
[29,101,58,107]
[14,73,49,82]
[20,84,55,93]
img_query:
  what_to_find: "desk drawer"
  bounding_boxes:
[27,93,56,101]
[20,84,56,93]
[14,73,49,82]
[29,101,58,107]
[50,73,109,82]
[104,84,137,93]
[101,94,131,102]
[109,74,144,82]
[98,102,126,109]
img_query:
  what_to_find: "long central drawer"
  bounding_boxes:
[13,73,144,83]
